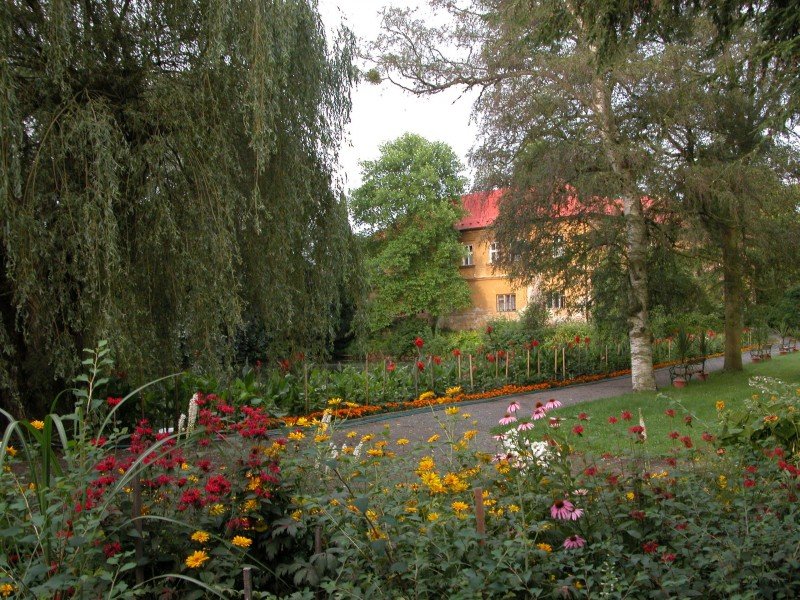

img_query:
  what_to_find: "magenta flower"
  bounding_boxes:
[517,421,534,431]
[545,399,562,410]
[550,499,584,520]
[499,413,517,425]
[562,535,587,549]
[507,401,521,414]
[532,407,547,420]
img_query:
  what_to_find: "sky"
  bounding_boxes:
[317,0,479,191]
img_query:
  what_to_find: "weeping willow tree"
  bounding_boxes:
[0,0,359,415]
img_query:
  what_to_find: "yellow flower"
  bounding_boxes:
[417,456,435,472]
[291,510,302,521]
[574,581,584,590]
[419,471,445,494]
[462,430,478,441]
[30,420,44,430]
[360,434,374,443]
[329,498,340,506]
[451,501,469,513]
[0,583,16,597]
[427,512,440,522]
[443,473,468,493]
[716,400,725,411]
[4,446,16,457]
[445,406,460,415]
[341,445,353,454]
[507,504,520,513]
[419,391,436,401]
[763,415,779,424]
[242,499,258,512]
[181,462,190,471]
[185,550,210,568]
[327,397,343,406]
[405,505,418,513]
[231,536,252,548]
[494,460,511,475]
[625,492,635,501]
[366,448,384,457]
[717,475,728,490]
[427,434,440,443]
[209,503,225,516]
[288,431,305,441]
[446,386,462,396]
[367,527,388,540]
[346,431,357,438]
[396,438,410,446]
[188,474,200,483]
[191,530,211,543]
[296,417,310,427]
[536,543,552,553]
[314,433,330,443]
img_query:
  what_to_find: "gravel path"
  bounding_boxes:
[340,352,755,454]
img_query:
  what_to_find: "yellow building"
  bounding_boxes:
[443,190,581,330]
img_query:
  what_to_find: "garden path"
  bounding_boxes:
[340,352,754,454]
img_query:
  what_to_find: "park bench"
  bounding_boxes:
[668,357,706,383]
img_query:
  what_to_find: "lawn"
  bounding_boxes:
[542,352,800,456]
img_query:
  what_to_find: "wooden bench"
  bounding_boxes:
[669,358,706,383]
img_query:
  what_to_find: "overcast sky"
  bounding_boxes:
[317,0,479,192]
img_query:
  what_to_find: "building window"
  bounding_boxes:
[546,291,566,310]
[496,294,516,313]
[553,234,564,258]
[489,241,500,264]
[462,244,474,266]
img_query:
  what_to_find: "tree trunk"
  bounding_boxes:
[721,227,744,371]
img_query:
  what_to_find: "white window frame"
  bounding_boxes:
[496,294,517,313]
[547,291,566,310]
[488,241,500,264]
[462,244,474,266]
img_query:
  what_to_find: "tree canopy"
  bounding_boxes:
[350,133,471,333]
[0,0,358,415]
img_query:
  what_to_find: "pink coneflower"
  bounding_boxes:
[517,421,535,431]
[499,413,517,425]
[550,499,584,520]
[532,407,547,420]
[562,535,586,549]
[492,434,506,441]
[573,488,589,496]
[507,401,521,414]
[545,399,562,410]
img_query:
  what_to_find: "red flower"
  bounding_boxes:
[744,478,756,488]
[386,361,396,372]
[433,355,442,365]
[668,431,680,440]
[674,522,687,530]
[661,553,676,563]
[532,340,540,347]
[486,326,494,334]
[684,415,693,426]
[486,353,496,363]
[107,397,122,407]
[666,457,677,466]
[103,542,122,559]
[584,466,598,476]
[621,410,632,421]
[701,432,715,442]
[628,425,644,435]
[584,337,590,345]
[665,409,675,418]
[578,412,589,421]
[574,335,581,343]
[608,416,618,424]
[278,359,290,372]
[416,361,425,371]
[572,425,584,436]
[414,336,425,348]
[680,436,693,449]
[642,541,659,554]
[497,350,506,359]
[452,348,461,357]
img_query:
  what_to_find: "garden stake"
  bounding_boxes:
[554,347,558,379]
[469,354,474,389]
[473,487,486,542]
[132,476,145,586]
[457,353,462,381]
[562,347,566,380]
[526,349,530,378]
[243,567,252,600]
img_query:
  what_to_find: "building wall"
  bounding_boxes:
[442,229,531,329]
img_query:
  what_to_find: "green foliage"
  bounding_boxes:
[0,0,359,416]
[350,134,471,332]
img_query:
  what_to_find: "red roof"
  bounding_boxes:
[455,190,503,230]
[455,188,655,231]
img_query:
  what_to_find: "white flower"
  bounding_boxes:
[178,413,187,434]
[187,393,200,432]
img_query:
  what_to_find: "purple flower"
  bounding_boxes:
[545,399,562,410]
[517,421,534,431]
[532,407,547,420]
[562,535,587,549]
[507,401,521,414]
[550,499,584,520]
[499,413,517,425]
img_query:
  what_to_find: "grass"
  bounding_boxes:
[543,352,800,457]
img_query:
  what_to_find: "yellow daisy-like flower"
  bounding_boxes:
[327,397,343,406]
[417,456,435,472]
[30,420,45,430]
[295,417,310,427]
[314,433,330,443]
[443,473,468,493]
[360,434,374,443]
[716,400,725,411]
[396,438,410,445]
[209,503,225,516]
[427,512,440,522]
[4,446,17,457]
[185,550,210,568]
[231,535,252,548]
[0,583,16,597]
[507,504,520,513]
[288,430,305,441]
[346,431,357,438]
[625,492,635,501]
[445,406,460,415]
[191,530,210,543]
[419,391,436,401]
[242,499,258,512]
[536,543,552,553]
[427,434,440,443]
[451,501,469,513]
[181,462,190,471]
[188,474,200,483]
[366,448,384,457]
[291,510,302,521]
[462,430,478,441]
[446,386,462,396]
[717,475,728,489]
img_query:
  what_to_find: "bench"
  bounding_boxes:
[749,344,772,361]
[669,358,706,383]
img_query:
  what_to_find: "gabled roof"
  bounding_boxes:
[455,188,656,231]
